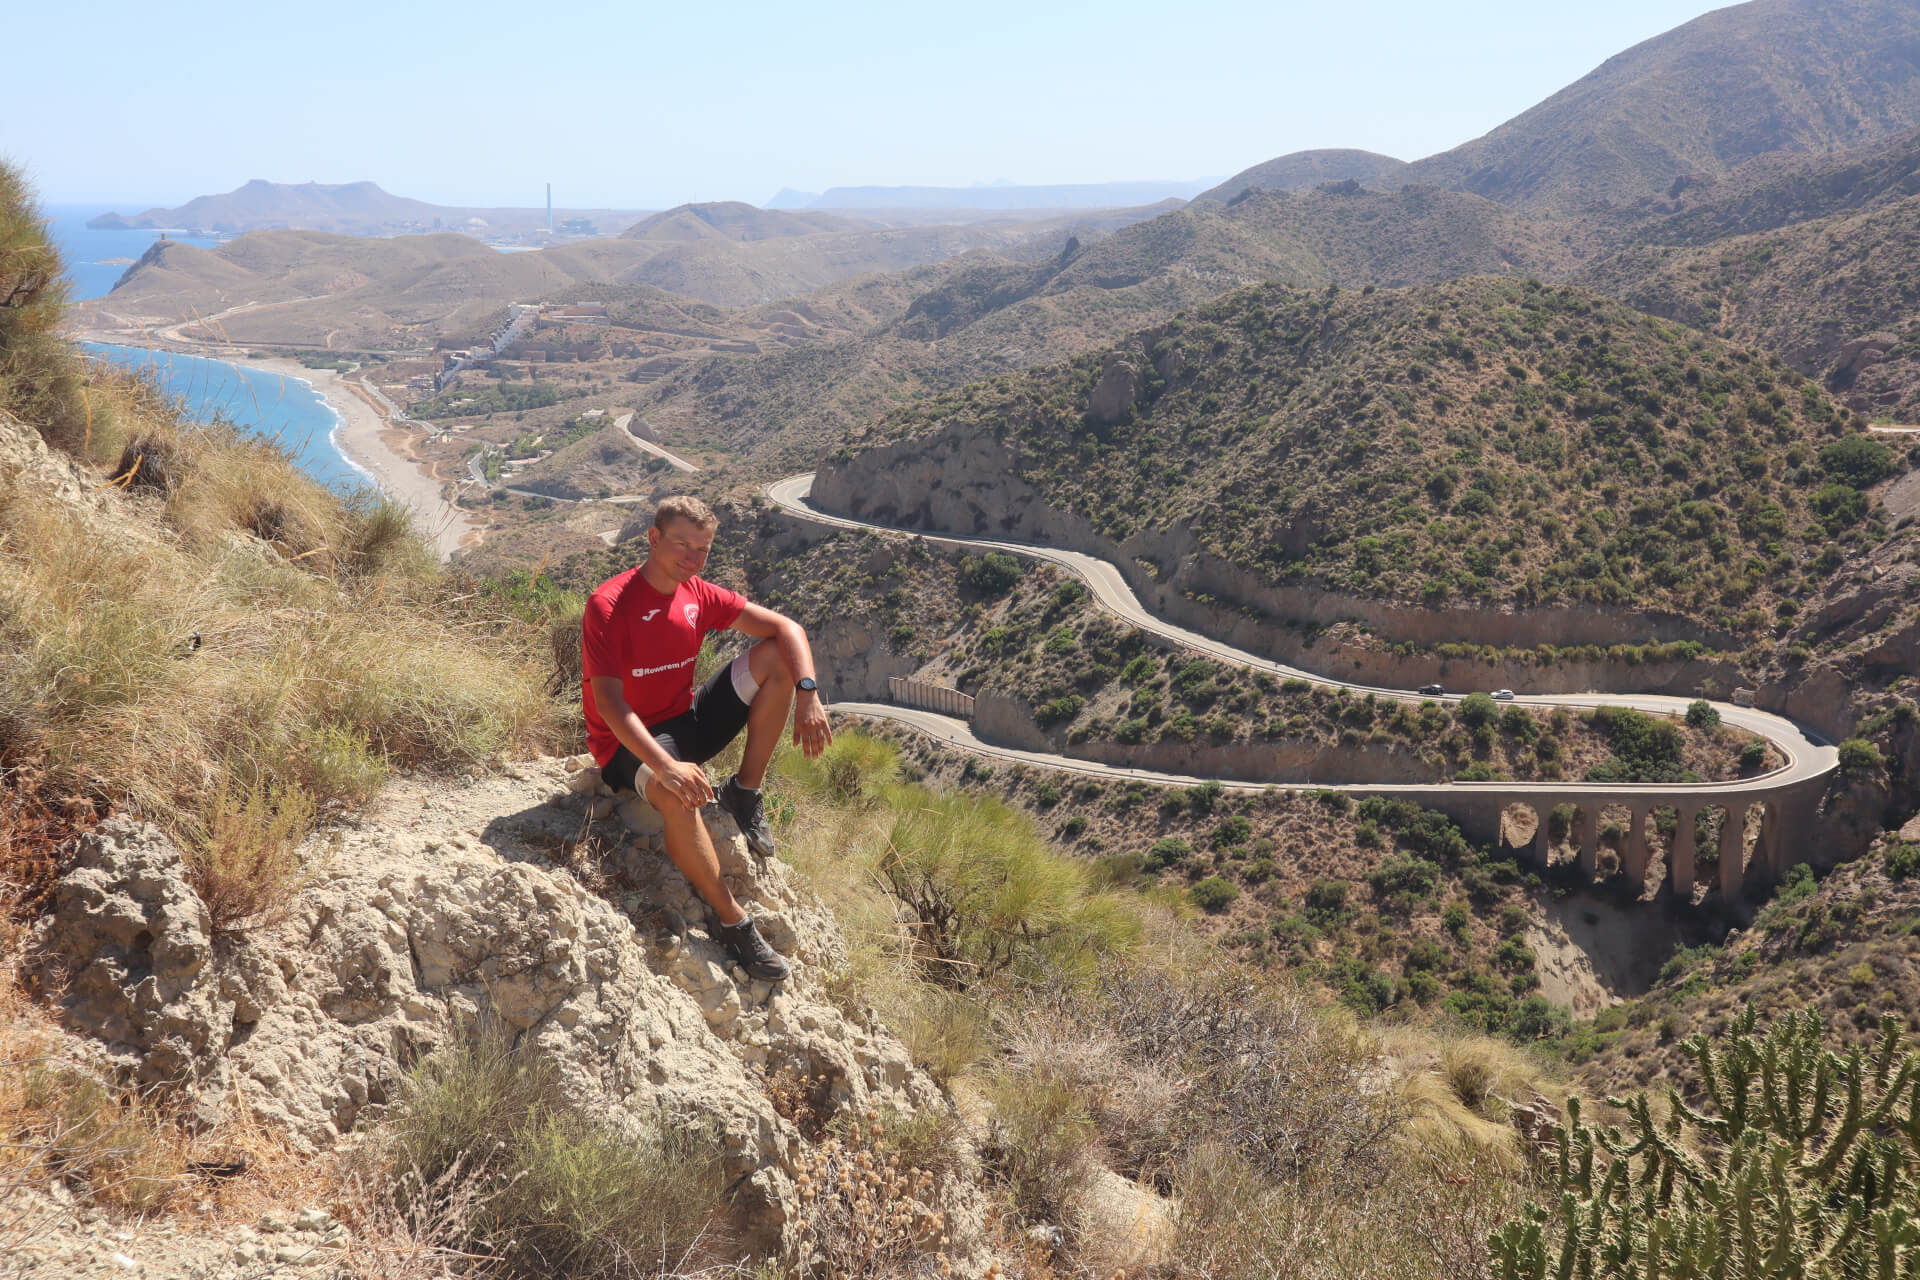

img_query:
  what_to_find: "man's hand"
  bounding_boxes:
[793,692,833,758]
[657,758,715,808]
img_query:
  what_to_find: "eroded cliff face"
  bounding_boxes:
[30,760,974,1263]
[812,425,1742,684]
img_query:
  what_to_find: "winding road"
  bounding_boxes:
[767,472,1839,889]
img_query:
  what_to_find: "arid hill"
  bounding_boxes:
[619,201,870,241]
[78,231,657,348]
[638,185,1579,476]
[1616,124,1920,244]
[1578,194,1920,419]
[1194,149,1411,204]
[1205,0,1920,219]
[820,276,1881,642]
[76,207,1138,345]
[1402,0,1920,214]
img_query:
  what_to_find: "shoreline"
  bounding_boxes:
[245,355,481,561]
[80,335,480,561]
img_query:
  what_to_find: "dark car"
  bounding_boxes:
[1418,683,1444,697]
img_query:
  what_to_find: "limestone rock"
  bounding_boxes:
[31,818,238,1101]
[30,764,959,1253]
[1088,354,1144,426]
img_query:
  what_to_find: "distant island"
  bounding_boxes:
[87,178,652,245]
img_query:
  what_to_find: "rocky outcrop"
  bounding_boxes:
[30,759,967,1253]
[32,819,247,1116]
[1830,331,1900,388]
[1088,355,1144,426]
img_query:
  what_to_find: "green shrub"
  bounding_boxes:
[1304,879,1353,929]
[1189,876,1241,913]
[1774,861,1817,903]
[1367,854,1441,900]
[960,551,1022,595]
[883,788,1140,984]
[1145,837,1191,872]
[1887,842,1920,881]
[1685,698,1720,730]
[1810,482,1867,527]
[1507,995,1570,1041]
[1499,706,1537,740]
[1037,694,1084,726]
[1838,737,1884,778]
[1211,815,1253,850]
[1821,434,1897,488]
[1740,739,1768,769]
[1185,780,1224,815]
[1457,691,1498,728]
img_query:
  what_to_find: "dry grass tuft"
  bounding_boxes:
[0,395,570,932]
[378,1020,737,1278]
[787,1103,952,1280]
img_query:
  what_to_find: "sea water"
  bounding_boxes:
[79,341,371,490]
[45,204,367,489]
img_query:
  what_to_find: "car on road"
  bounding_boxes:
[1491,689,1516,700]
[1418,683,1444,696]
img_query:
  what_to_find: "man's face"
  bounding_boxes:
[649,517,714,583]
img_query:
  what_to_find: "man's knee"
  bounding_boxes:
[645,774,693,815]
[748,637,795,687]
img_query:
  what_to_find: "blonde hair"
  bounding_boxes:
[652,495,718,532]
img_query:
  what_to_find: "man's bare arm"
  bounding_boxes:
[589,676,714,805]
[731,602,832,757]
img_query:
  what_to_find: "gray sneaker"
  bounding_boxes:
[715,916,790,982]
[718,777,776,859]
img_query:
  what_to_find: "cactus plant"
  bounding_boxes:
[1491,1006,1920,1279]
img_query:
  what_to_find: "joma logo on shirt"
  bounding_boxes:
[640,609,661,622]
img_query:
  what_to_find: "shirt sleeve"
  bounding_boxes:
[581,592,619,679]
[697,579,747,633]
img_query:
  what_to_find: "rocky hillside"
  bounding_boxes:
[1570,822,1920,1094]
[1579,193,1920,421]
[641,186,1578,477]
[619,200,869,241]
[819,276,1883,647]
[18,765,971,1272]
[1403,0,1920,214]
[1193,150,1411,204]
[1615,124,1920,245]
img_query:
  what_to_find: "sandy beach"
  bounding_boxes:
[237,355,480,561]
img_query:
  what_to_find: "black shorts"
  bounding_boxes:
[602,653,757,792]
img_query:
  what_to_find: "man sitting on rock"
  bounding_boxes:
[582,495,831,982]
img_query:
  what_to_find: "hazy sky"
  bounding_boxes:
[11,0,1732,209]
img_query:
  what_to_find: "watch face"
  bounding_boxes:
[798,677,818,692]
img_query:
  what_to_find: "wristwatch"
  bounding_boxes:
[797,677,819,694]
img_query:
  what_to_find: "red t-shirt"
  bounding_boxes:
[580,569,747,765]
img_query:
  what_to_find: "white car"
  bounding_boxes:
[1491,689,1516,701]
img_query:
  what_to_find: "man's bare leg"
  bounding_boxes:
[646,773,745,925]
[734,638,797,790]
[647,770,790,979]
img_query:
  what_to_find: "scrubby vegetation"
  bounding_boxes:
[850,277,1876,638]
[0,172,575,931]
[765,731,1550,1277]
